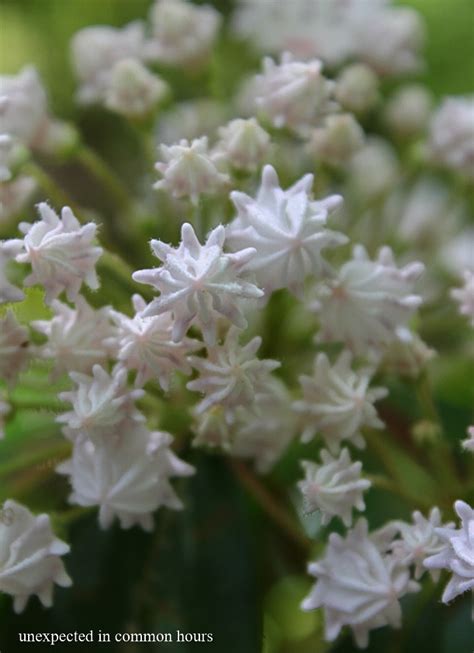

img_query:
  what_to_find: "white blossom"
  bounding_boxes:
[109,293,200,389]
[192,404,233,450]
[57,428,194,531]
[313,245,424,354]
[0,175,37,224]
[424,500,474,605]
[0,500,71,613]
[385,508,454,581]
[0,310,30,386]
[293,351,387,451]
[301,518,419,649]
[335,64,379,115]
[57,364,144,442]
[0,239,24,304]
[187,326,280,415]
[133,222,263,345]
[384,84,432,139]
[429,96,474,180]
[307,113,364,167]
[71,23,145,105]
[349,139,399,202]
[14,203,103,304]
[226,165,346,296]
[31,296,116,378]
[104,58,169,118]
[462,426,474,453]
[380,327,435,379]
[145,0,221,68]
[255,53,336,133]
[451,270,474,327]
[212,118,270,172]
[154,137,229,203]
[298,448,371,526]
[0,133,12,182]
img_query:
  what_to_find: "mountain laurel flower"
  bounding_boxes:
[57,428,194,531]
[109,294,201,389]
[335,64,379,115]
[0,133,12,182]
[133,222,263,345]
[13,203,103,305]
[462,426,474,453]
[293,351,388,451]
[154,137,229,204]
[0,239,24,304]
[255,53,336,134]
[31,296,117,378]
[212,118,270,172]
[57,364,145,442]
[384,84,432,139]
[226,165,346,296]
[104,58,169,118]
[0,500,72,613]
[71,23,145,105]
[313,245,424,354]
[187,326,280,415]
[0,395,10,439]
[298,448,371,527]
[0,310,30,386]
[451,270,474,327]
[145,0,221,68]
[386,508,454,581]
[230,378,297,474]
[307,114,365,167]
[428,96,474,181]
[301,518,420,649]
[424,500,474,605]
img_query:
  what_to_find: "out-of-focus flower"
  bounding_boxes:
[301,518,419,649]
[298,448,371,526]
[255,53,336,134]
[13,203,102,305]
[335,63,379,115]
[307,113,364,167]
[154,137,229,204]
[192,404,233,450]
[0,133,12,182]
[31,296,116,378]
[293,351,387,451]
[424,500,474,605]
[380,327,435,379]
[439,228,474,276]
[57,428,194,531]
[451,270,474,327]
[71,23,145,105]
[0,176,37,224]
[226,165,346,296]
[462,426,474,453]
[213,118,271,172]
[0,66,67,152]
[0,500,71,613]
[349,138,399,202]
[0,239,24,304]
[145,0,221,68]
[109,294,200,389]
[230,377,297,473]
[428,96,474,181]
[157,100,228,145]
[384,84,432,139]
[187,326,280,415]
[313,245,424,354]
[133,222,263,344]
[104,58,169,118]
[0,310,29,386]
[0,395,10,439]
[57,364,144,442]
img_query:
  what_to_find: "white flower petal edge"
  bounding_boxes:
[0,500,71,613]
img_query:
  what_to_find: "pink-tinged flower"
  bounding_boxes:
[133,222,263,344]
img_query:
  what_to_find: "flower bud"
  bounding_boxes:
[385,84,433,139]
[105,58,169,119]
[307,114,364,167]
[213,117,270,172]
[335,64,379,114]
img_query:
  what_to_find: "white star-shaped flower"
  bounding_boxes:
[0,500,72,613]
[133,222,263,344]
[14,203,103,304]
[298,448,371,527]
[293,351,387,452]
[226,165,346,296]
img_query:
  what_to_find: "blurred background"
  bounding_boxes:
[0,1,473,652]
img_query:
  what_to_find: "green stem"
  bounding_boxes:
[23,162,85,219]
[0,441,71,478]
